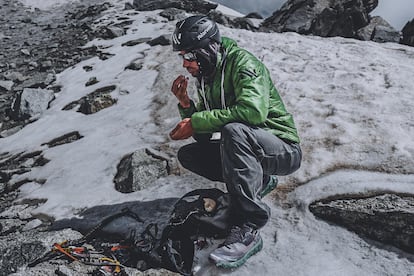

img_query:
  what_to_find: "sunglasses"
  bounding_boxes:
[179,51,197,62]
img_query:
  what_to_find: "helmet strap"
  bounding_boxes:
[196,42,221,79]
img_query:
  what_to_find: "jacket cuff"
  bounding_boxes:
[178,100,196,119]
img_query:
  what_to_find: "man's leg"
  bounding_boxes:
[177,140,223,182]
[209,123,302,268]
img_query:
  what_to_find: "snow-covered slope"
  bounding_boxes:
[4,1,414,275]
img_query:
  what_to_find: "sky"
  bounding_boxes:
[212,0,414,30]
[4,0,414,275]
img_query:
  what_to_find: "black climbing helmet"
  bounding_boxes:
[172,15,221,52]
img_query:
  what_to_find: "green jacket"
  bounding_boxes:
[178,37,300,144]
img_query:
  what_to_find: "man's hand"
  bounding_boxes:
[170,118,193,140]
[171,75,190,108]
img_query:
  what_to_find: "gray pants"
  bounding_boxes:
[178,123,302,229]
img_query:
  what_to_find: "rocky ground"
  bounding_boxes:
[0,0,124,136]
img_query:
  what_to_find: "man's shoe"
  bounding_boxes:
[260,175,278,198]
[209,224,263,269]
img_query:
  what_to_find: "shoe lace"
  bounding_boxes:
[223,226,249,247]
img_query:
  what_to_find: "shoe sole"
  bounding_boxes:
[214,236,263,269]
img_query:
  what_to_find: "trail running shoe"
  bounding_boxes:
[260,175,278,198]
[209,224,263,269]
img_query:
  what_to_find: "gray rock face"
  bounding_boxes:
[114,148,179,193]
[309,193,414,254]
[133,0,218,14]
[357,16,400,43]
[62,85,117,114]
[401,19,414,47]
[259,0,396,42]
[16,88,55,119]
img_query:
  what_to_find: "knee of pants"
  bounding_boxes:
[177,146,191,169]
[221,123,250,143]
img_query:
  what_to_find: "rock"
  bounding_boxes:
[159,8,186,21]
[85,76,99,86]
[98,26,126,39]
[125,59,143,71]
[16,72,55,90]
[0,80,14,91]
[41,131,83,147]
[16,88,55,119]
[245,12,263,19]
[133,0,218,14]
[208,10,259,31]
[401,19,414,47]
[39,60,53,71]
[20,49,31,56]
[62,85,117,114]
[357,16,401,42]
[309,193,414,254]
[114,148,172,193]
[357,16,399,41]
[260,0,377,38]
[0,125,22,138]
[0,150,50,190]
[147,35,171,46]
[121,37,151,47]
[370,19,400,43]
[3,71,27,82]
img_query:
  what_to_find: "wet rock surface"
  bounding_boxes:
[310,193,414,254]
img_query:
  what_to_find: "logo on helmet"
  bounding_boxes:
[172,32,181,45]
[196,23,213,40]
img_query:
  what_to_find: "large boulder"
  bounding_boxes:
[260,0,377,38]
[310,193,414,254]
[114,148,179,193]
[401,19,414,47]
[13,88,55,120]
[357,16,400,43]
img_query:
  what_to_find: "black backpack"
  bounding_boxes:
[130,188,235,275]
[31,188,234,275]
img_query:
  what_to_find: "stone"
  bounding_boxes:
[121,37,151,47]
[3,71,27,82]
[208,10,259,31]
[62,85,117,114]
[125,59,143,71]
[401,19,414,47]
[310,193,414,254]
[41,131,83,147]
[85,76,99,86]
[0,80,14,91]
[0,125,22,138]
[147,35,171,46]
[357,16,400,43]
[159,8,186,21]
[98,26,126,39]
[114,148,171,193]
[17,88,55,119]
